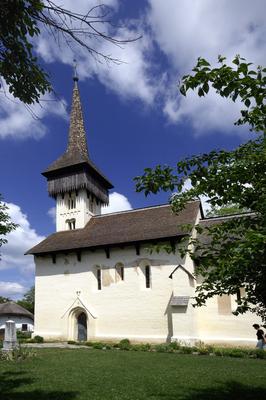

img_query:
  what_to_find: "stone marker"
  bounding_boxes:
[3,320,18,351]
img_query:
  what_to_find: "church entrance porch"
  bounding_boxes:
[77,312,87,341]
[68,307,88,341]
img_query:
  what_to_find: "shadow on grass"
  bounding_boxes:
[0,371,78,400]
[161,381,266,400]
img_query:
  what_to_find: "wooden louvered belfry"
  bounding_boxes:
[42,78,113,206]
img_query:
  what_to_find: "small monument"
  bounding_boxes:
[3,320,18,351]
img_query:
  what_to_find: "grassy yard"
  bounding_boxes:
[0,348,266,400]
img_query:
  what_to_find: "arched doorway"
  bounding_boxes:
[77,312,87,341]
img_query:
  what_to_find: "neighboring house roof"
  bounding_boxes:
[26,201,201,255]
[0,302,34,320]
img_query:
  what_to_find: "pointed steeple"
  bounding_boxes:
[67,80,89,161]
[42,76,113,204]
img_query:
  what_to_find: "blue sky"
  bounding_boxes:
[0,0,265,299]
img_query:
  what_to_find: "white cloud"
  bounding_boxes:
[36,1,156,104]
[102,192,132,214]
[163,88,244,136]
[0,85,67,140]
[36,0,266,136]
[148,0,266,133]
[2,1,265,139]
[0,203,45,276]
[148,0,266,71]
[0,282,26,298]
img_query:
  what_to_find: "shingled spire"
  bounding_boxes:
[67,79,89,161]
[42,77,113,204]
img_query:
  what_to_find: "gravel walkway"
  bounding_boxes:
[21,342,90,349]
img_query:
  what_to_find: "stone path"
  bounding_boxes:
[21,342,90,349]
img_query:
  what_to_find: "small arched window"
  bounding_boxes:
[66,218,76,230]
[97,268,102,290]
[67,193,76,210]
[115,263,124,282]
[145,265,151,288]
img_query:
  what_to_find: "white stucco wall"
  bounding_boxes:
[35,245,184,342]
[34,242,257,345]
[0,316,34,332]
[56,189,101,231]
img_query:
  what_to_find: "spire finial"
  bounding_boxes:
[73,59,79,82]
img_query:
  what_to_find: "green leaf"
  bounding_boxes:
[203,82,209,94]
[198,87,205,97]
[180,85,186,96]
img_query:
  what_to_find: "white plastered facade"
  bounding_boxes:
[34,212,257,345]
[33,81,258,346]
[0,316,34,332]
[56,189,101,231]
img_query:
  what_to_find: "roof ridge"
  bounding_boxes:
[95,203,171,218]
[201,211,255,222]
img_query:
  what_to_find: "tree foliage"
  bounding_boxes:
[0,0,51,104]
[0,1,139,104]
[17,286,35,314]
[0,296,11,303]
[135,56,266,321]
[0,195,18,256]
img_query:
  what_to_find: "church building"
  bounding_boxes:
[26,77,256,345]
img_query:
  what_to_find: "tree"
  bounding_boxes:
[17,286,35,314]
[0,296,11,303]
[135,56,266,321]
[0,1,139,104]
[0,195,18,256]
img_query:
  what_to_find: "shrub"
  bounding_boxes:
[253,349,266,359]
[34,335,44,343]
[180,346,194,354]
[85,341,94,347]
[206,345,214,353]
[227,349,245,358]
[213,348,224,357]
[212,347,254,359]
[132,343,151,352]
[198,347,209,355]
[92,342,105,350]
[119,339,131,351]
[154,344,173,353]
[169,341,181,351]
[17,331,31,340]
[28,335,44,343]
[67,340,77,345]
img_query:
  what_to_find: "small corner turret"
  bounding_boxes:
[42,77,113,232]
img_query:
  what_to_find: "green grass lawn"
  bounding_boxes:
[1,348,266,400]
